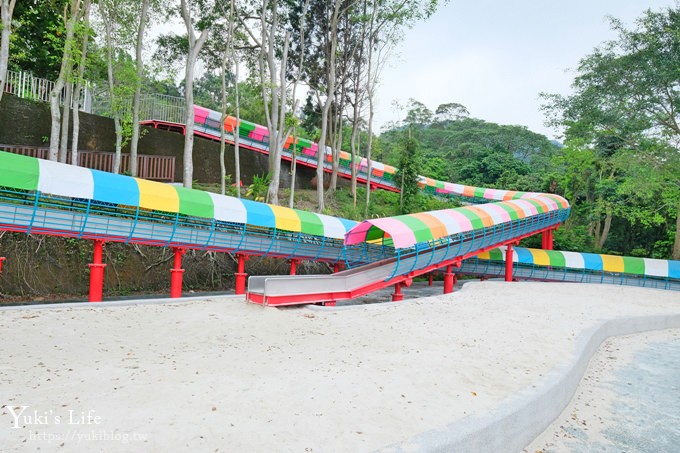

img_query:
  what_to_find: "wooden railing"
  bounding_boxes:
[0,145,175,182]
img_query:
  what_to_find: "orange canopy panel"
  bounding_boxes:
[224,116,238,133]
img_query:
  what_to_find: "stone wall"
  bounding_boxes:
[0,94,317,188]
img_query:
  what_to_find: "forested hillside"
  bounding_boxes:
[0,1,677,262]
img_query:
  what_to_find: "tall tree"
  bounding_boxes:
[48,0,85,161]
[363,0,440,215]
[179,0,218,188]
[288,0,311,208]
[245,0,303,205]
[129,0,152,177]
[98,0,137,173]
[313,0,342,212]
[0,0,17,103]
[70,0,92,166]
[543,6,680,258]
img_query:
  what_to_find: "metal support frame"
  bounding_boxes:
[170,247,185,298]
[505,244,515,282]
[235,253,248,294]
[443,265,456,294]
[391,283,404,301]
[88,240,106,302]
[289,258,300,276]
[0,256,5,274]
[542,229,554,250]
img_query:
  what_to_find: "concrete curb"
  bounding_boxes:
[380,314,680,453]
[0,294,243,311]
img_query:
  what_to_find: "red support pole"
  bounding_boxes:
[333,262,342,273]
[443,264,455,294]
[428,273,433,286]
[170,247,185,298]
[391,282,404,302]
[0,257,5,274]
[289,259,300,276]
[88,240,106,302]
[505,245,514,282]
[235,254,248,295]
[547,229,554,250]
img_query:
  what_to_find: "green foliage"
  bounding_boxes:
[246,173,271,202]
[542,5,680,258]
[396,135,421,214]
[381,115,558,190]
[223,174,239,197]
[8,0,69,79]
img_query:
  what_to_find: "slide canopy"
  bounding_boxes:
[0,151,357,240]
[344,194,569,249]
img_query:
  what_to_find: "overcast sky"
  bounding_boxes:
[374,0,676,139]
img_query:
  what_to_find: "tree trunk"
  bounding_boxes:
[129,0,150,177]
[103,6,123,173]
[113,117,122,173]
[289,127,297,208]
[329,98,344,194]
[180,0,210,188]
[260,2,289,206]
[364,1,377,217]
[59,83,72,163]
[0,0,16,104]
[183,60,197,187]
[287,0,309,208]
[673,199,680,260]
[49,2,81,161]
[71,1,91,167]
[597,208,613,250]
[316,1,342,212]
[219,50,229,196]
[234,58,241,198]
[364,93,374,217]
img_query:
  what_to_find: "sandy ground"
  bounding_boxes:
[0,281,679,452]
[525,328,680,452]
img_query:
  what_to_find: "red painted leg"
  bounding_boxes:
[170,247,185,298]
[443,265,455,294]
[547,229,554,250]
[505,245,514,282]
[391,283,404,302]
[0,257,5,274]
[235,253,248,295]
[333,262,342,273]
[428,273,433,286]
[289,259,300,276]
[88,240,106,302]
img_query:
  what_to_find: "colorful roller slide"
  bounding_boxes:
[2,104,679,304]
[149,105,533,203]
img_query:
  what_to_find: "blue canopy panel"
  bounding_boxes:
[514,247,534,264]
[581,253,604,272]
[241,199,276,229]
[669,260,680,279]
[91,170,140,206]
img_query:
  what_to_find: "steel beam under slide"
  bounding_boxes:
[246,226,558,306]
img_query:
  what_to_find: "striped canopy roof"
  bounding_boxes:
[476,246,680,279]
[344,194,569,249]
[195,105,579,205]
[0,151,357,239]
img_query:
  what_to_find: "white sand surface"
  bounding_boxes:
[525,328,680,452]
[0,281,679,452]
